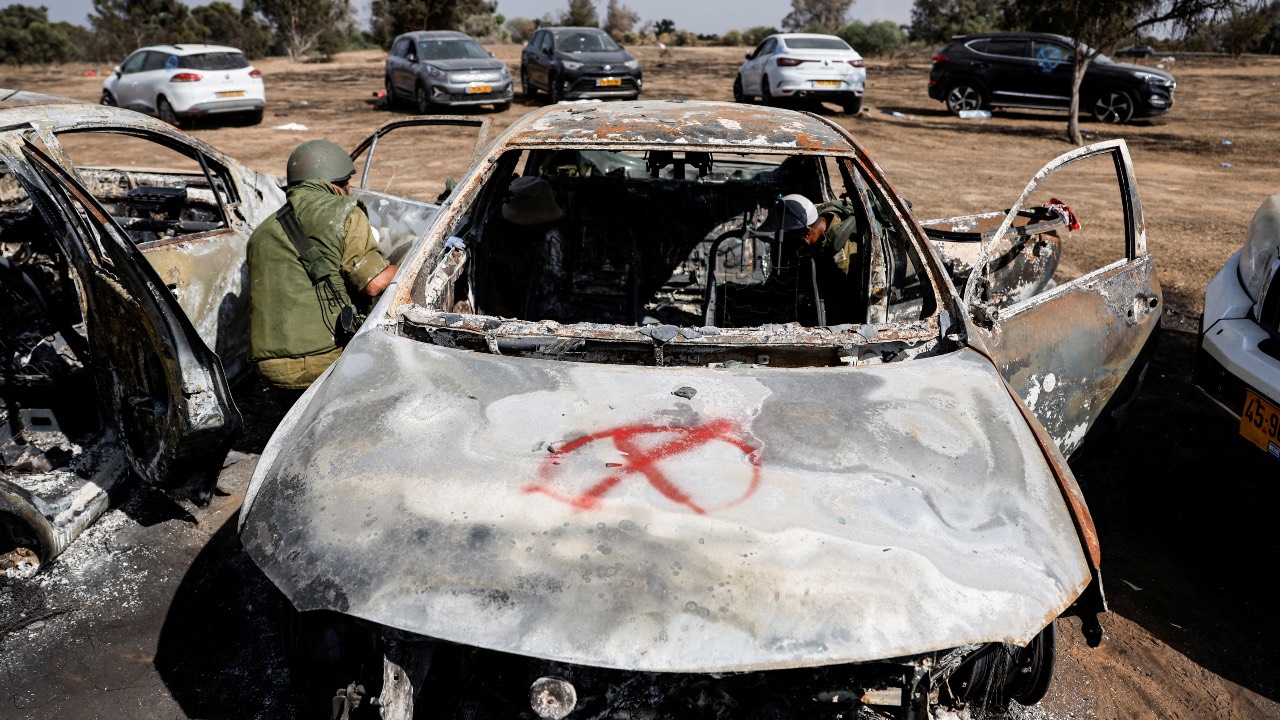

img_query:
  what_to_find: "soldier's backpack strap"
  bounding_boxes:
[276,200,336,290]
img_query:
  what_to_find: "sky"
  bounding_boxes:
[33,0,913,35]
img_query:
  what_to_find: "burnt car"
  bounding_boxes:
[238,101,1161,718]
[0,93,462,577]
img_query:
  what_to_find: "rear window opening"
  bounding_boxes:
[404,148,942,367]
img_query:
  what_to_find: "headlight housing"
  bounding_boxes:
[424,64,444,79]
[1240,195,1280,302]
[1134,71,1174,87]
[500,65,511,78]
[623,59,640,70]
[561,60,583,70]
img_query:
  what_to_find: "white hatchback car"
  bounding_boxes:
[102,44,266,126]
[1194,194,1280,461]
[733,33,866,114]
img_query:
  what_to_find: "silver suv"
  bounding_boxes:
[101,44,266,126]
[385,31,513,112]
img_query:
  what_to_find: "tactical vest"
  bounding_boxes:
[248,179,361,362]
[817,200,861,275]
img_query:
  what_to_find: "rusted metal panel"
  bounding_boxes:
[240,334,1091,673]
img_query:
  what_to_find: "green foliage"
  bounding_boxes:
[252,0,354,61]
[782,0,854,33]
[505,16,537,42]
[908,0,1010,43]
[654,18,677,35]
[561,0,599,27]
[369,0,497,48]
[89,0,205,60]
[604,0,640,36]
[745,25,780,45]
[837,19,907,55]
[0,5,83,64]
[191,1,273,57]
[720,29,745,46]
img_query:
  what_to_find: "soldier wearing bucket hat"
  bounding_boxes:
[247,139,399,391]
[493,176,569,319]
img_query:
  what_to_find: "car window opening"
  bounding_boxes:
[406,148,941,367]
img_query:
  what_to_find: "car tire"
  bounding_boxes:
[549,72,562,104]
[242,108,264,126]
[520,67,536,100]
[732,74,748,104]
[493,100,511,112]
[1091,88,1135,124]
[100,90,116,107]
[761,75,774,106]
[842,95,863,115]
[415,83,431,114]
[945,81,984,114]
[384,75,396,108]
[156,97,179,127]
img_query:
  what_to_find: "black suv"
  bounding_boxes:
[928,32,1175,123]
[520,27,642,102]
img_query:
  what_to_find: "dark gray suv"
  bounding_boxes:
[385,30,513,112]
[928,32,1175,123]
[520,27,642,102]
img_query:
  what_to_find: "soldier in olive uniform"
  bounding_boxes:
[247,140,398,390]
[760,193,862,325]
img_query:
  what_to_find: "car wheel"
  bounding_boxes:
[415,83,431,114]
[520,67,536,100]
[842,95,863,115]
[945,82,984,114]
[242,108,264,126]
[732,74,747,104]
[493,100,511,112]
[100,90,116,107]
[156,97,179,126]
[761,75,774,106]
[1091,89,1135,124]
[384,75,395,108]
[549,72,562,103]
[945,621,1056,712]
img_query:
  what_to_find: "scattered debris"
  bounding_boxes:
[271,122,309,131]
[958,109,992,121]
[1220,162,1234,168]
[1120,579,1143,591]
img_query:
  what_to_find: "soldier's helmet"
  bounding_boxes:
[286,140,356,186]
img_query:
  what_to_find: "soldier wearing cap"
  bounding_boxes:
[760,193,861,277]
[247,139,398,390]
[491,176,569,319]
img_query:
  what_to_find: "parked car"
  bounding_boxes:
[928,32,1176,123]
[520,26,642,102]
[101,44,265,126]
[733,32,866,114]
[385,30,513,113]
[238,100,1163,718]
[0,91,468,579]
[1115,44,1155,58]
[1194,194,1280,461]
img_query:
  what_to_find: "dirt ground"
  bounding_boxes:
[2,45,1280,719]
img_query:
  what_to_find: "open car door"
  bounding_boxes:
[347,116,491,265]
[961,140,1161,457]
[13,136,240,502]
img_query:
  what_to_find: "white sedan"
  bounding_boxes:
[1195,194,1280,461]
[733,33,866,114]
[102,44,266,126]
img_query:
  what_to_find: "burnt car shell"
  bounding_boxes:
[240,101,1161,715]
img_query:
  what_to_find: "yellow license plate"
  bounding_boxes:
[217,90,246,98]
[466,85,492,94]
[814,80,841,87]
[596,77,622,87]
[1241,389,1280,458]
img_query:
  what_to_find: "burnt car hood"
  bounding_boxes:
[240,329,1090,673]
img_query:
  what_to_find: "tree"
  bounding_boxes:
[89,0,204,60]
[253,0,354,61]
[654,18,676,35]
[909,0,1010,43]
[1005,0,1235,144]
[561,0,599,27]
[369,0,497,48]
[745,25,779,44]
[191,1,272,57]
[603,0,639,37]
[1212,0,1272,54]
[505,16,537,42]
[838,19,907,55]
[782,0,855,33]
[0,5,81,65]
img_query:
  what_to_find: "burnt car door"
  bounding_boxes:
[7,135,240,501]
[347,116,491,264]
[962,139,1160,457]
